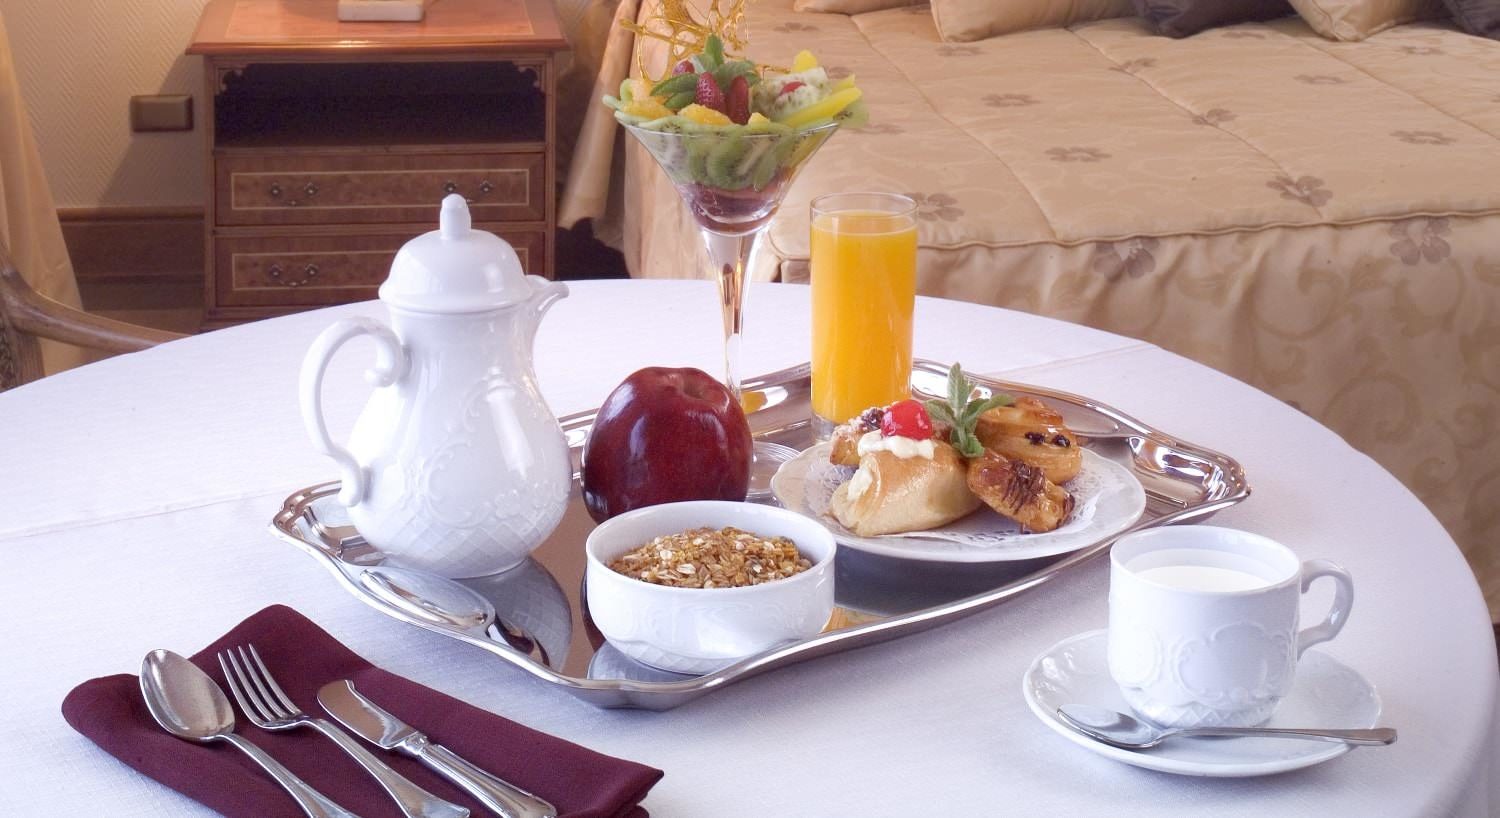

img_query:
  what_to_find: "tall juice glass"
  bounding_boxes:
[810,193,918,436]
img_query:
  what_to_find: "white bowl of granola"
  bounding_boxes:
[585,500,837,675]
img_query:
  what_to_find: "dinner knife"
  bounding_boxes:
[317,680,558,818]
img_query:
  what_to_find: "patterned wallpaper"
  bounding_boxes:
[3,0,212,209]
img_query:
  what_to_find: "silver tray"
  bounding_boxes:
[271,359,1249,710]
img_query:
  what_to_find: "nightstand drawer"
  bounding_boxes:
[215,227,546,308]
[216,153,545,226]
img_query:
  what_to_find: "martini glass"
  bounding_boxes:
[621,120,840,398]
[622,120,840,499]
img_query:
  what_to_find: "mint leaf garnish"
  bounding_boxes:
[933,363,1012,458]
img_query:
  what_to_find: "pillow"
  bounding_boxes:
[1285,0,1447,39]
[931,0,1135,42]
[1135,0,1295,36]
[793,0,917,12]
[1443,0,1500,37]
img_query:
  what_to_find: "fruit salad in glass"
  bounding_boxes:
[606,38,864,231]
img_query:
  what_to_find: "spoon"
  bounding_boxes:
[1056,704,1397,750]
[357,565,552,666]
[139,649,361,818]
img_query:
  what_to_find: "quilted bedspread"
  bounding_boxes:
[566,0,1500,616]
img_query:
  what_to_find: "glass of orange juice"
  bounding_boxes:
[810,193,919,437]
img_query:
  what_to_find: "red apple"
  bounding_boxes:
[582,367,753,522]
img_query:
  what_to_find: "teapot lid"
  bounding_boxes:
[379,195,530,313]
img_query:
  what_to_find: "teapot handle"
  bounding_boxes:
[299,317,407,507]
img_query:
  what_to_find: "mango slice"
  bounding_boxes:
[780,87,862,129]
[792,50,819,73]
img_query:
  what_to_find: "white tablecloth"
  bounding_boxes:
[1,280,1495,816]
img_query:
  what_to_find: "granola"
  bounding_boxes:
[608,526,813,589]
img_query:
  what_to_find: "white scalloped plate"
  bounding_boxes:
[770,443,1146,563]
[1022,630,1382,777]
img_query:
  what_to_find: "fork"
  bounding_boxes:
[219,644,470,818]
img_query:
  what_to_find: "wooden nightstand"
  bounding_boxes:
[187,0,568,329]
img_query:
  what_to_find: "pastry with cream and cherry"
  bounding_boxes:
[828,399,978,537]
[826,365,1082,536]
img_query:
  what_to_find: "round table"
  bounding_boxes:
[1,280,1495,816]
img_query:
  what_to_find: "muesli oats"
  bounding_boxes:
[609,526,812,588]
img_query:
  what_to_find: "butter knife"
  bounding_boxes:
[317,680,558,818]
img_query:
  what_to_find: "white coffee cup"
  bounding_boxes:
[1107,525,1354,728]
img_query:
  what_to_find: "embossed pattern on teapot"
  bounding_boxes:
[300,195,571,577]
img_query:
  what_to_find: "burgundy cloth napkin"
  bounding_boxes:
[62,605,660,818]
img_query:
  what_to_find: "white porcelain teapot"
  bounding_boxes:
[299,195,571,578]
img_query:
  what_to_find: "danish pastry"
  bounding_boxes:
[965,449,1075,533]
[974,397,1082,484]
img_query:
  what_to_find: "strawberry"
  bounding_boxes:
[695,72,726,113]
[779,80,805,97]
[673,59,694,76]
[881,400,935,440]
[726,75,751,125]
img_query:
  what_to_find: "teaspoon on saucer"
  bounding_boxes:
[1056,704,1397,750]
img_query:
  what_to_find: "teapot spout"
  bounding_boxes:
[525,276,568,333]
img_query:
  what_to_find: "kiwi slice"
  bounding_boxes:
[686,135,716,186]
[786,125,834,169]
[676,120,736,135]
[836,100,870,129]
[735,138,775,180]
[637,115,681,130]
[656,130,692,180]
[751,133,797,190]
[706,134,754,190]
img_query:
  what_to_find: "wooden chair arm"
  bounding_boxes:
[1,262,184,355]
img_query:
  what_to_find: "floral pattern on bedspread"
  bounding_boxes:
[603,0,1500,615]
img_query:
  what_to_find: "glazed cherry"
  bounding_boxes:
[881,399,934,440]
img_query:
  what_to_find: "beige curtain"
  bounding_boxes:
[555,0,635,205]
[0,8,84,375]
[559,0,641,244]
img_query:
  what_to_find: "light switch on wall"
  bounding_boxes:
[129,95,194,132]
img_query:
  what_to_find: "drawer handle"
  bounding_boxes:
[266,262,319,287]
[303,182,318,198]
[269,183,282,199]
[443,181,459,194]
[478,180,494,195]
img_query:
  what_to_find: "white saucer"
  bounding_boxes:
[1022,630,1382,777]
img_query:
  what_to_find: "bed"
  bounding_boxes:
[562,0,1500,616]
